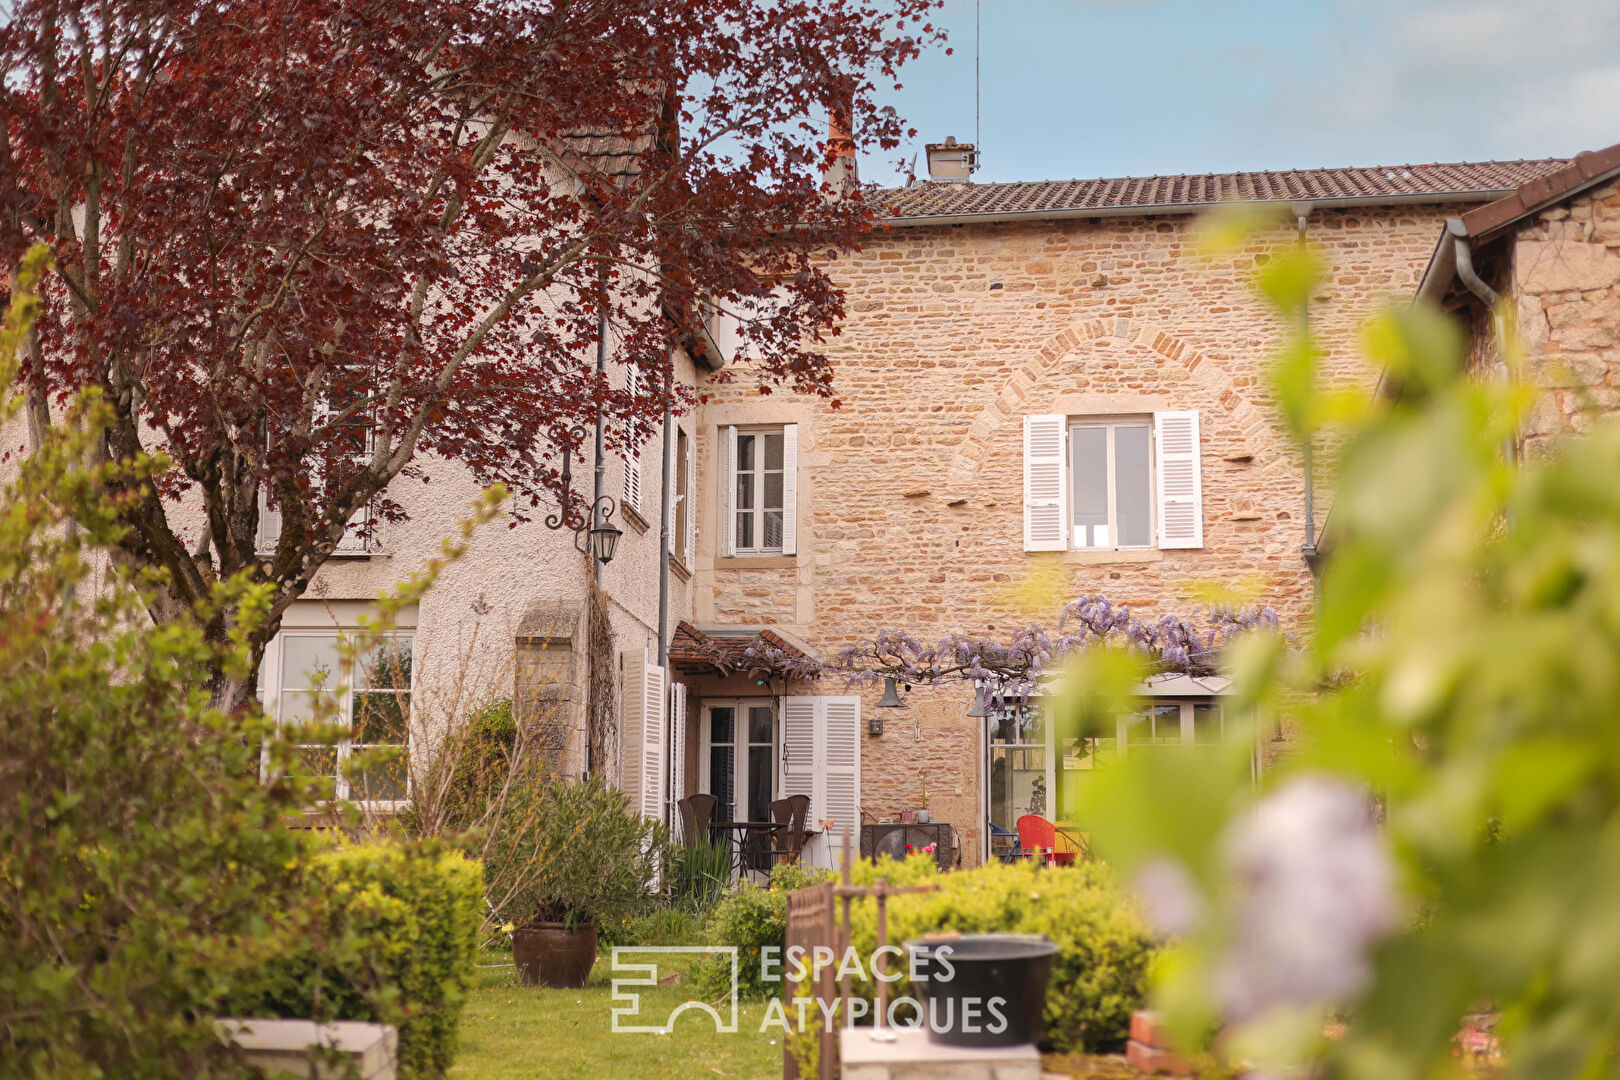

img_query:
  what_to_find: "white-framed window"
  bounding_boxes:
[669,425,694,566]
[1070,418,1153,549]
[257,397,375,556]
[699,698,777,825]
[718,423,798,556]
[262,630,413,806]
[1023,411,1202,552]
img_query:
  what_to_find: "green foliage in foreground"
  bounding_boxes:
[843,856,1155,1053]
[1076,212,1620,1079]
[695,862,832,999]
[0,251,316,1078]
[227,842,484,1079]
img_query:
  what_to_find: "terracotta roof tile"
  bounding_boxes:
[668,621,810,676]
[874,159,1572,223]
[1457,142,1620,238]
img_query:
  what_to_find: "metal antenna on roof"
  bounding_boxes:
[974,0,981,160]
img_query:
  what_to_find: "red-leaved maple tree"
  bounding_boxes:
[1,0,944,706]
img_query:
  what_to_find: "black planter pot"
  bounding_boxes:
[512,922,598,988]
[905,934,1058,1048]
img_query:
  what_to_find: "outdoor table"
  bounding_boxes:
[707,820,784,878]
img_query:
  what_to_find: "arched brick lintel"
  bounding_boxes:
[944,317,1280,486]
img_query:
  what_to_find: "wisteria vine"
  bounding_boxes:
[740,594,1281,697]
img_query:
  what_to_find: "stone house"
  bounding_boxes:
[671,150,1599,868]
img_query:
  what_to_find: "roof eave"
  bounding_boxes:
[879,188,1520,229]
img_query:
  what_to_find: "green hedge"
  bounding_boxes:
[846,856,1154,1053]
[227,840,483,1079]
[696,862,832,999]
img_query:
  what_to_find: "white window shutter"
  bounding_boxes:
[780,695,861,864]
[668,681,687,832]
[719,425,737,557]
[684,428,697,567]
[780,695,818,812]
[1154,410,1203,549]
[257,486,283,554]
[1023,415,1068,552]
[666,429,678,556]
[820,696,861,861]
[619,650,666,821]
[622,371,642,515]
[780,423,799,556]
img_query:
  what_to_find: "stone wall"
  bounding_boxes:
[1511,181,1620,456]
[692,203,1460,862]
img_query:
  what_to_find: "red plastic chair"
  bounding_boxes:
[1016,814,1064,866]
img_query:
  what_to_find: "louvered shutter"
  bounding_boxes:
[780,696,861,867]
[684,428,697,567]
[779,695,817,814]
[619,650,666,821]
[666,426,678,556]
[719,425,737,557]
[622,370,643,515]
[780,423,799,556]
[257,487,283,554]
[1154,411,1203,549]
[1023,415,1068,552]
[668,681,688,833]
[820,697,861,862]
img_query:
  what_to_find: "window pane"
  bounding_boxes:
[763,510,783,549]
[1115,425,1152,547]
[293,745,338,779]
[736,512,754,550]
[748,705,773,745]
[281,635,344,691]
[1127,704,1181,746]
[763,471,784,511]
[736,471,755,510]
[763,433,784,470]
[709,706,734,745]
[709,745,735,822]
[350,747,409,801]
[737,433,756,471]
[1193,703,1223,745]
[747,742,772,822]
[354,691,408,743]
[280,689,340,726]
[360,638,413,690]
[1071,427,1108,546]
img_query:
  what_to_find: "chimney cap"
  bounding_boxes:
[925,137,978,183]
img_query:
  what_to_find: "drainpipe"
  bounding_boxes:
[1449,220,1518,468]
[592,301,607,586]
[1294,204,1322,588]
[656,354,674,667]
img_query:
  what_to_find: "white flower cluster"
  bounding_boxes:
[1215,776,1398,1022]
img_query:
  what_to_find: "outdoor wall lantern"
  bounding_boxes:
[544,424,623,567]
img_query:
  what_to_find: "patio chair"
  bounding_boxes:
[1053,824,1090,864]
[769,794,811,866]
[1016,813,1061,866]
[989,822,1023,864]
[677,793,718,848]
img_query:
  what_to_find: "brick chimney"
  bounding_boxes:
[823,94,856,196]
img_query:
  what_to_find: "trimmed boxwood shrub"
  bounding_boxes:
[227,840,483,1079]
[696,862,832,999]
[846,855,1154,1053]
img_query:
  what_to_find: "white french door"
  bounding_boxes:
[699,699,776,823]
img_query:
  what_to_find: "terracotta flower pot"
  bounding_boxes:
[512,921,598,988]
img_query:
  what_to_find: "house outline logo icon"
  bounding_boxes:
[610,946,740,1034]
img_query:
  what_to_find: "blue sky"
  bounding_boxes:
[860,0,1620,187]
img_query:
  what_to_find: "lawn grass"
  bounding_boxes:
[449,952,783,1080]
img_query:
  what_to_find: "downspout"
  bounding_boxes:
[1294,204,1322,592]
[1449,220,1517,468]
[656,354,674,668]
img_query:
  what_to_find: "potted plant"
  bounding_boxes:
[491,773,668,988]
[916,774,932,823]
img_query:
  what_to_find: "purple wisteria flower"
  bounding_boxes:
[1215,776,1398,1023]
